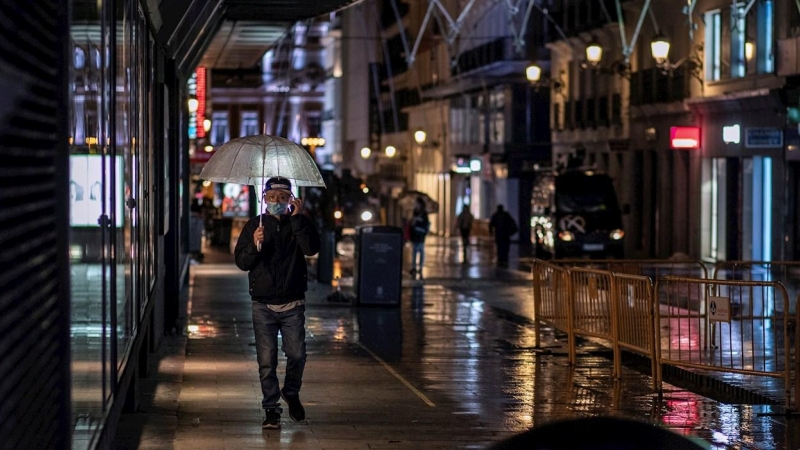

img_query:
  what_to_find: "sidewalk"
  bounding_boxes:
[114,237,798,449]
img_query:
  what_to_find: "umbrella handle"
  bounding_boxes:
[256,211,263,251]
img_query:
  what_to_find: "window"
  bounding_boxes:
[211,111,229,145]
[731,7,746,78]
[241,111,259,137]
[705,10,722,81]
[756,0,773,74]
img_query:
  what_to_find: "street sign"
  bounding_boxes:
[745,128,783,148]
[708,296,731,322]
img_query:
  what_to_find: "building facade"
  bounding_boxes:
[335,0,553,252]
[545,0,800,261]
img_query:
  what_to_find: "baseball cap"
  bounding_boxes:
[263,176,292,194]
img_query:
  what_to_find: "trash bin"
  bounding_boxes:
[354,225,403,306]
[318,229,335,283]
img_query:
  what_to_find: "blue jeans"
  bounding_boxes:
[411,241,425,271]
[252,302,307,411]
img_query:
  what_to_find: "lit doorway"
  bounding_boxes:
[742,156,773,261]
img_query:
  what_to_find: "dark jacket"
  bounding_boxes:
[489,210,518,241]
[408,210,430,243]
[234,213,320,304]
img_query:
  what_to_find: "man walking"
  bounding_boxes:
[234,177,320,429]
[408,197,430,277]
[455,207,474,263]
[489,204,518,267]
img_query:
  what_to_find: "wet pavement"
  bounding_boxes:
[115,237,800,449]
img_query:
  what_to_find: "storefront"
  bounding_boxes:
[68,0,185,446]
[689,92,788,262]
[627,107,700,259]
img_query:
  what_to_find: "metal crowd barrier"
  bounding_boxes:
[532,260,574,362]
[655,276,798,409]
[556,259,709,280]
[532,260,800,405]
[532,260,658,385]
[613,274,658,390]
[569,267,615,351]
[713,261,800,316]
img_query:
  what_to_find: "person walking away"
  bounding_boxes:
[409,197,430,277]
[455,207,474,263]
[489,204,518,267]
[234,176,320,429]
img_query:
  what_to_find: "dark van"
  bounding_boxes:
[531,169,626,259]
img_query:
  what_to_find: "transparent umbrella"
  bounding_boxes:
[199,133,326,248]
[199,134,325,187]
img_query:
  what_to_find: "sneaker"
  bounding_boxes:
[262,410,281,429]
[280,389,306,422]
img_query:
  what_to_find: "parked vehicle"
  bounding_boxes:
[530,168,627,259]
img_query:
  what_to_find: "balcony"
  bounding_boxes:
[563,93,621,130]
[450,38,529,78]
[545,0,621,41]
[629,67,690,106]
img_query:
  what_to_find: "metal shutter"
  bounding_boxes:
[0,1,72,449]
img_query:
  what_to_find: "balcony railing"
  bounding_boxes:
[629,67,690,106]
[450,38,527,77]
[545,0,621,41]
[563,93,622,130]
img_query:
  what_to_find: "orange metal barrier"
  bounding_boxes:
[612,274,658,389]
[655,276,799,409]
[713,261,800,315]
[556,259,709,280]
[569,268,615,346]
[532,259,574,362]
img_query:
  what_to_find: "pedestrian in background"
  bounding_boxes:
[409,197,430,277]
[455,207,474,263]
[489,204,517,267]
[234,176,320,429]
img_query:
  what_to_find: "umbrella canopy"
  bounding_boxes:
[199,134,326,188]
[397,190,439,213]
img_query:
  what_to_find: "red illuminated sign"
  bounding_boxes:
[670,126,700,150]
[196,67,207,138]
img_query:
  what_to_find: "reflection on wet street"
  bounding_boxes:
[117,238,800,449]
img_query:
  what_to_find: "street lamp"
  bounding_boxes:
[525,64,542,83]
[650,33,671,67]
[203,119,211,133]
[650,33,703,83]
[385,145,397,158]
[585,40,603,67]
[526,64,564,94]
[414,129,427,144]
[360,146,371,159]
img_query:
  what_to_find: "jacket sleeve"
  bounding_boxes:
[290,214,320,256]
[234,218,262,271]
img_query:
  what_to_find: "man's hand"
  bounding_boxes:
[254,226,264,249]
[290,197,304,216]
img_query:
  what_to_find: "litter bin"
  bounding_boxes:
[354,226,403,306]
[317,229,335,283]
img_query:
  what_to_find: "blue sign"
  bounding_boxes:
[745,128,783,148]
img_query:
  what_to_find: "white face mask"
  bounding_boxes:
[265,201,289,215]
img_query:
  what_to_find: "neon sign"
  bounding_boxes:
[670,126,700,150]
